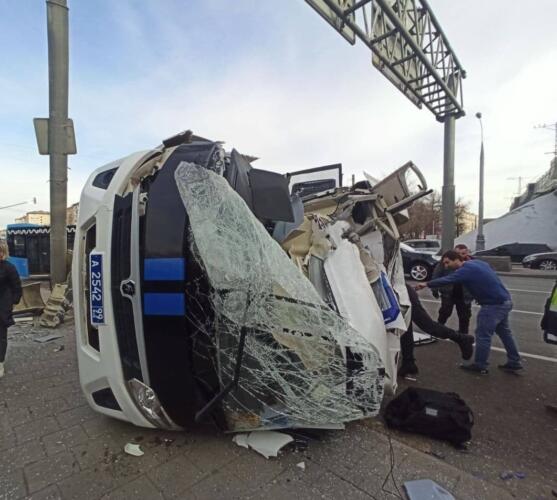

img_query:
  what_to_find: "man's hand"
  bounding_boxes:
[414,283,428,291]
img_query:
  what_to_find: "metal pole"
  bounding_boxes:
[441,114,456,251]
[475,112,485,251]
[47,0,69,285]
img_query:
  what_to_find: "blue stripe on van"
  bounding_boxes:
[144,258,185,281]
[143,293,185,316]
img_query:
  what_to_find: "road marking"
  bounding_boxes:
[507,288,551,294]
[420,298,543,316]
[490,347,557,363]
[415,331,557,363]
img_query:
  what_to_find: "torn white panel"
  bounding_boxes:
[322,221,390,371]
[175,163,385,432]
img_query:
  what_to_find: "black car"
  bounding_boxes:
[522,251,557,271]
[400,243,440,282]
[474,243,553,263]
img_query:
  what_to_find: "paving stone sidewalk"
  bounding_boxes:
[1,320,514,499]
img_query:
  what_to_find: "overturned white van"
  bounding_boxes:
[72,131,429,431]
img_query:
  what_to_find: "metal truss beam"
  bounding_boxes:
[305,0,466,121]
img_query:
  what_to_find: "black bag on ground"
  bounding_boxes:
[384,387,473,446]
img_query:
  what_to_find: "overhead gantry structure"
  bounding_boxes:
[305,0,466,248]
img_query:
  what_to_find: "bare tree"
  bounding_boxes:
[400,192,473,240]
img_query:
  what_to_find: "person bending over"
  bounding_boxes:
[416,250,522,375]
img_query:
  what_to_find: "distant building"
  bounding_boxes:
[15,210,51,225]
[460,211,477,234]
[14,204,79,226]
[66,203,79,225]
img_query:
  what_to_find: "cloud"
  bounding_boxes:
[1,0,556,229]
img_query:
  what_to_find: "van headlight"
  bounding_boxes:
[127,378,182,430]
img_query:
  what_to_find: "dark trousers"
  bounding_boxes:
[438,295,472,334]
[0,324,7,362]
[401,286,460,363]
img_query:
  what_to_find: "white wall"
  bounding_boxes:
[457,190,557,251]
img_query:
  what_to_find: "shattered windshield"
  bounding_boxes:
[174,162,385,431]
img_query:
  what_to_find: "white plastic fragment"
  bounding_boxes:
[296,461,306,471]
[232,433,250,449]
[232,431,294,459]
[247,431,294,459]
[124,443,144,457]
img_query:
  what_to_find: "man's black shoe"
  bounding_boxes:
[497,362,524,372]
[460,363,488,375]
[457,335,474,361]
[398,362,418,378]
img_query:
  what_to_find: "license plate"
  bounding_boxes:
[89,253,105,325]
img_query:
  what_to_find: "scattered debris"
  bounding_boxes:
[296,461,306,471]
[33,334,63,343]
[232,431,294,459]
[123,443,144,457]
[500,471,514,480]
[39,281,73,328]
[53,345,65,352]
[404,479,455,500]
[426,450,446,460]
[514,471,526,479]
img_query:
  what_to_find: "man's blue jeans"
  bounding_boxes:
[474,301,521,369]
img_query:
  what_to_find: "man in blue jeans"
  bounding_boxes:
[415,250,522,374]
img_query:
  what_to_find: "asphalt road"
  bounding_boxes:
[398,275,557,499]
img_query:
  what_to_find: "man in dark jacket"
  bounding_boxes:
[431,244,473,334]
[0,241,23,378]
[399,283,474,378]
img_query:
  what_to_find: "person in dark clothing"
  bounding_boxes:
[541,280,557,345]
[399,283,474,378]
[541,280,557,414]
[0,241,23,378]
[416,250,522,374]
[540,281,557,413]
[431,244,473,334]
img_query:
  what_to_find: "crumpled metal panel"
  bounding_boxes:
[174,162,385,431]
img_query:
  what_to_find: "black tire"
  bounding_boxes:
[409,262,432,282]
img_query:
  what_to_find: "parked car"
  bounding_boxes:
[474,243,553,263]
[400,242,440,281]
[522,251,557,271]
[403,238,441,254]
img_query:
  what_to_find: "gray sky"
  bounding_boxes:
[1,1,556,228]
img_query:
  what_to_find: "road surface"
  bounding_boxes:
[399,274,557,499]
